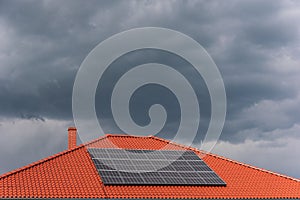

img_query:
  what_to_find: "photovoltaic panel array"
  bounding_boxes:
[88,148,226,186]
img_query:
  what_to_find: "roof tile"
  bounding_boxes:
[1,134,299,199]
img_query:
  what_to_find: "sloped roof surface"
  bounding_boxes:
[1,134,299,199]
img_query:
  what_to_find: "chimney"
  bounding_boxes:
[68,127,77,149]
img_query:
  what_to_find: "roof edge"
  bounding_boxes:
[0,134,109,179]
[0,144,85,179]
[149,135,300,183]
[202,150,300,183]
[1,134,299,183]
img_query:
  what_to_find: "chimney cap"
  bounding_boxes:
[68,127,77,149]
[68,127,77,131]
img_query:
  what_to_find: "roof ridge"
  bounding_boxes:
[148,135,191,150]
[149,135,300,183]
[204,150,300,183]
[84,134,111,146]
[105,133,153,138]
[2,134,299,184]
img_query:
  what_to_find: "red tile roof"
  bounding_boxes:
[1,134,299,199]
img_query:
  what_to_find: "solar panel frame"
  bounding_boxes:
[88,148,226,186]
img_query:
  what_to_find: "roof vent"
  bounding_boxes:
[68,127,77,149]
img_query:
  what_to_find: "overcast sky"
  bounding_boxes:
[0,0,300,179]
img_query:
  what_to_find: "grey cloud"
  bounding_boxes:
[212,133,300,179]
[20,113,45,122]
[222,94,300,143]
[0,0,298,122]
[0,118,72,175]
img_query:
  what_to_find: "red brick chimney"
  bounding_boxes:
[68,127,77,149]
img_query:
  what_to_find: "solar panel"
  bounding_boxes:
[88,148,226,186]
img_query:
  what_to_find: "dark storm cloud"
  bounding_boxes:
[95,49,211,142]
[1,0,300,177]
[0,1,101,118]
[0,0,299,138]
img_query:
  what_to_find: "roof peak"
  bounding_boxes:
[105,133,154,137]
[1,133,300,199]
[1,134,300,184]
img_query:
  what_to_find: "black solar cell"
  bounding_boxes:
[88,148,226,186]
